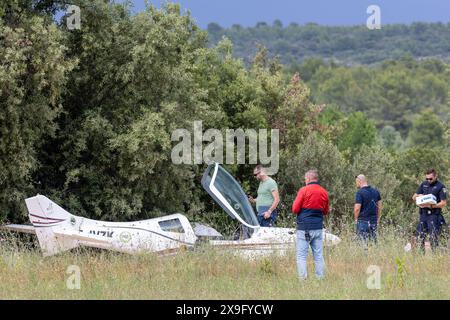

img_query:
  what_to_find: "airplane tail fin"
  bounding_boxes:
[25,195,79,256]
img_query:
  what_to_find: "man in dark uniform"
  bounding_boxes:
[412,169,447,250]
[354,174,382,245]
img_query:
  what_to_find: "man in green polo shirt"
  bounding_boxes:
[248,165,280,227]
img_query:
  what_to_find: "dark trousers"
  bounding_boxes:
[416,214,444,250]
[356,220,378,244]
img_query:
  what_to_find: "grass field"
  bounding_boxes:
[0,228,449,300]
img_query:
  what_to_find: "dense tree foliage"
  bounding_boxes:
[0,0,74,221]
[291,57,450,138]
[407,112,446,147]
[0,1,448,232]
[337,112,377,155]
[208,21,450,65]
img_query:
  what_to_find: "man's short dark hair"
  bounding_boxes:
[254,165,266,174]
[425,168,437,176]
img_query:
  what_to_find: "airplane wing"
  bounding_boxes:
[0,224,36,235]
[0,224,107,246]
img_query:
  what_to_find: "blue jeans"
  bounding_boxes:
[356,220,377,244]
[257,206,278,227]
[296,229,325,279]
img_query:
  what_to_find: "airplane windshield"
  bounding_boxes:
[201,163,259,229]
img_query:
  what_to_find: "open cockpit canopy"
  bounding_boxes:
[201,163,259,229]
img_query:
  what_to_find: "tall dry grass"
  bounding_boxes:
[0,227,448,299]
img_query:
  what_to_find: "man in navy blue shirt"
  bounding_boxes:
[412,169,447,250]
[354,174,382,245]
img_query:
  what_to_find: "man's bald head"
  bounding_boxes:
[355,174,368,188]
[356,174,367,182]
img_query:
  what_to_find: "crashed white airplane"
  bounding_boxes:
[1,163,340,258]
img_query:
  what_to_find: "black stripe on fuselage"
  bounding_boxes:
[84,225,196,246]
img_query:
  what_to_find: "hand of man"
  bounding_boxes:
[248,195,255,203]
[263,211,271,219]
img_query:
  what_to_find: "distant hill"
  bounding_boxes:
[207,22,450,65]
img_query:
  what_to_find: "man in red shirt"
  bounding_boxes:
[292,169,329,279]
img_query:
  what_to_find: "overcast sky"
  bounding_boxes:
[127,0,450,28]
